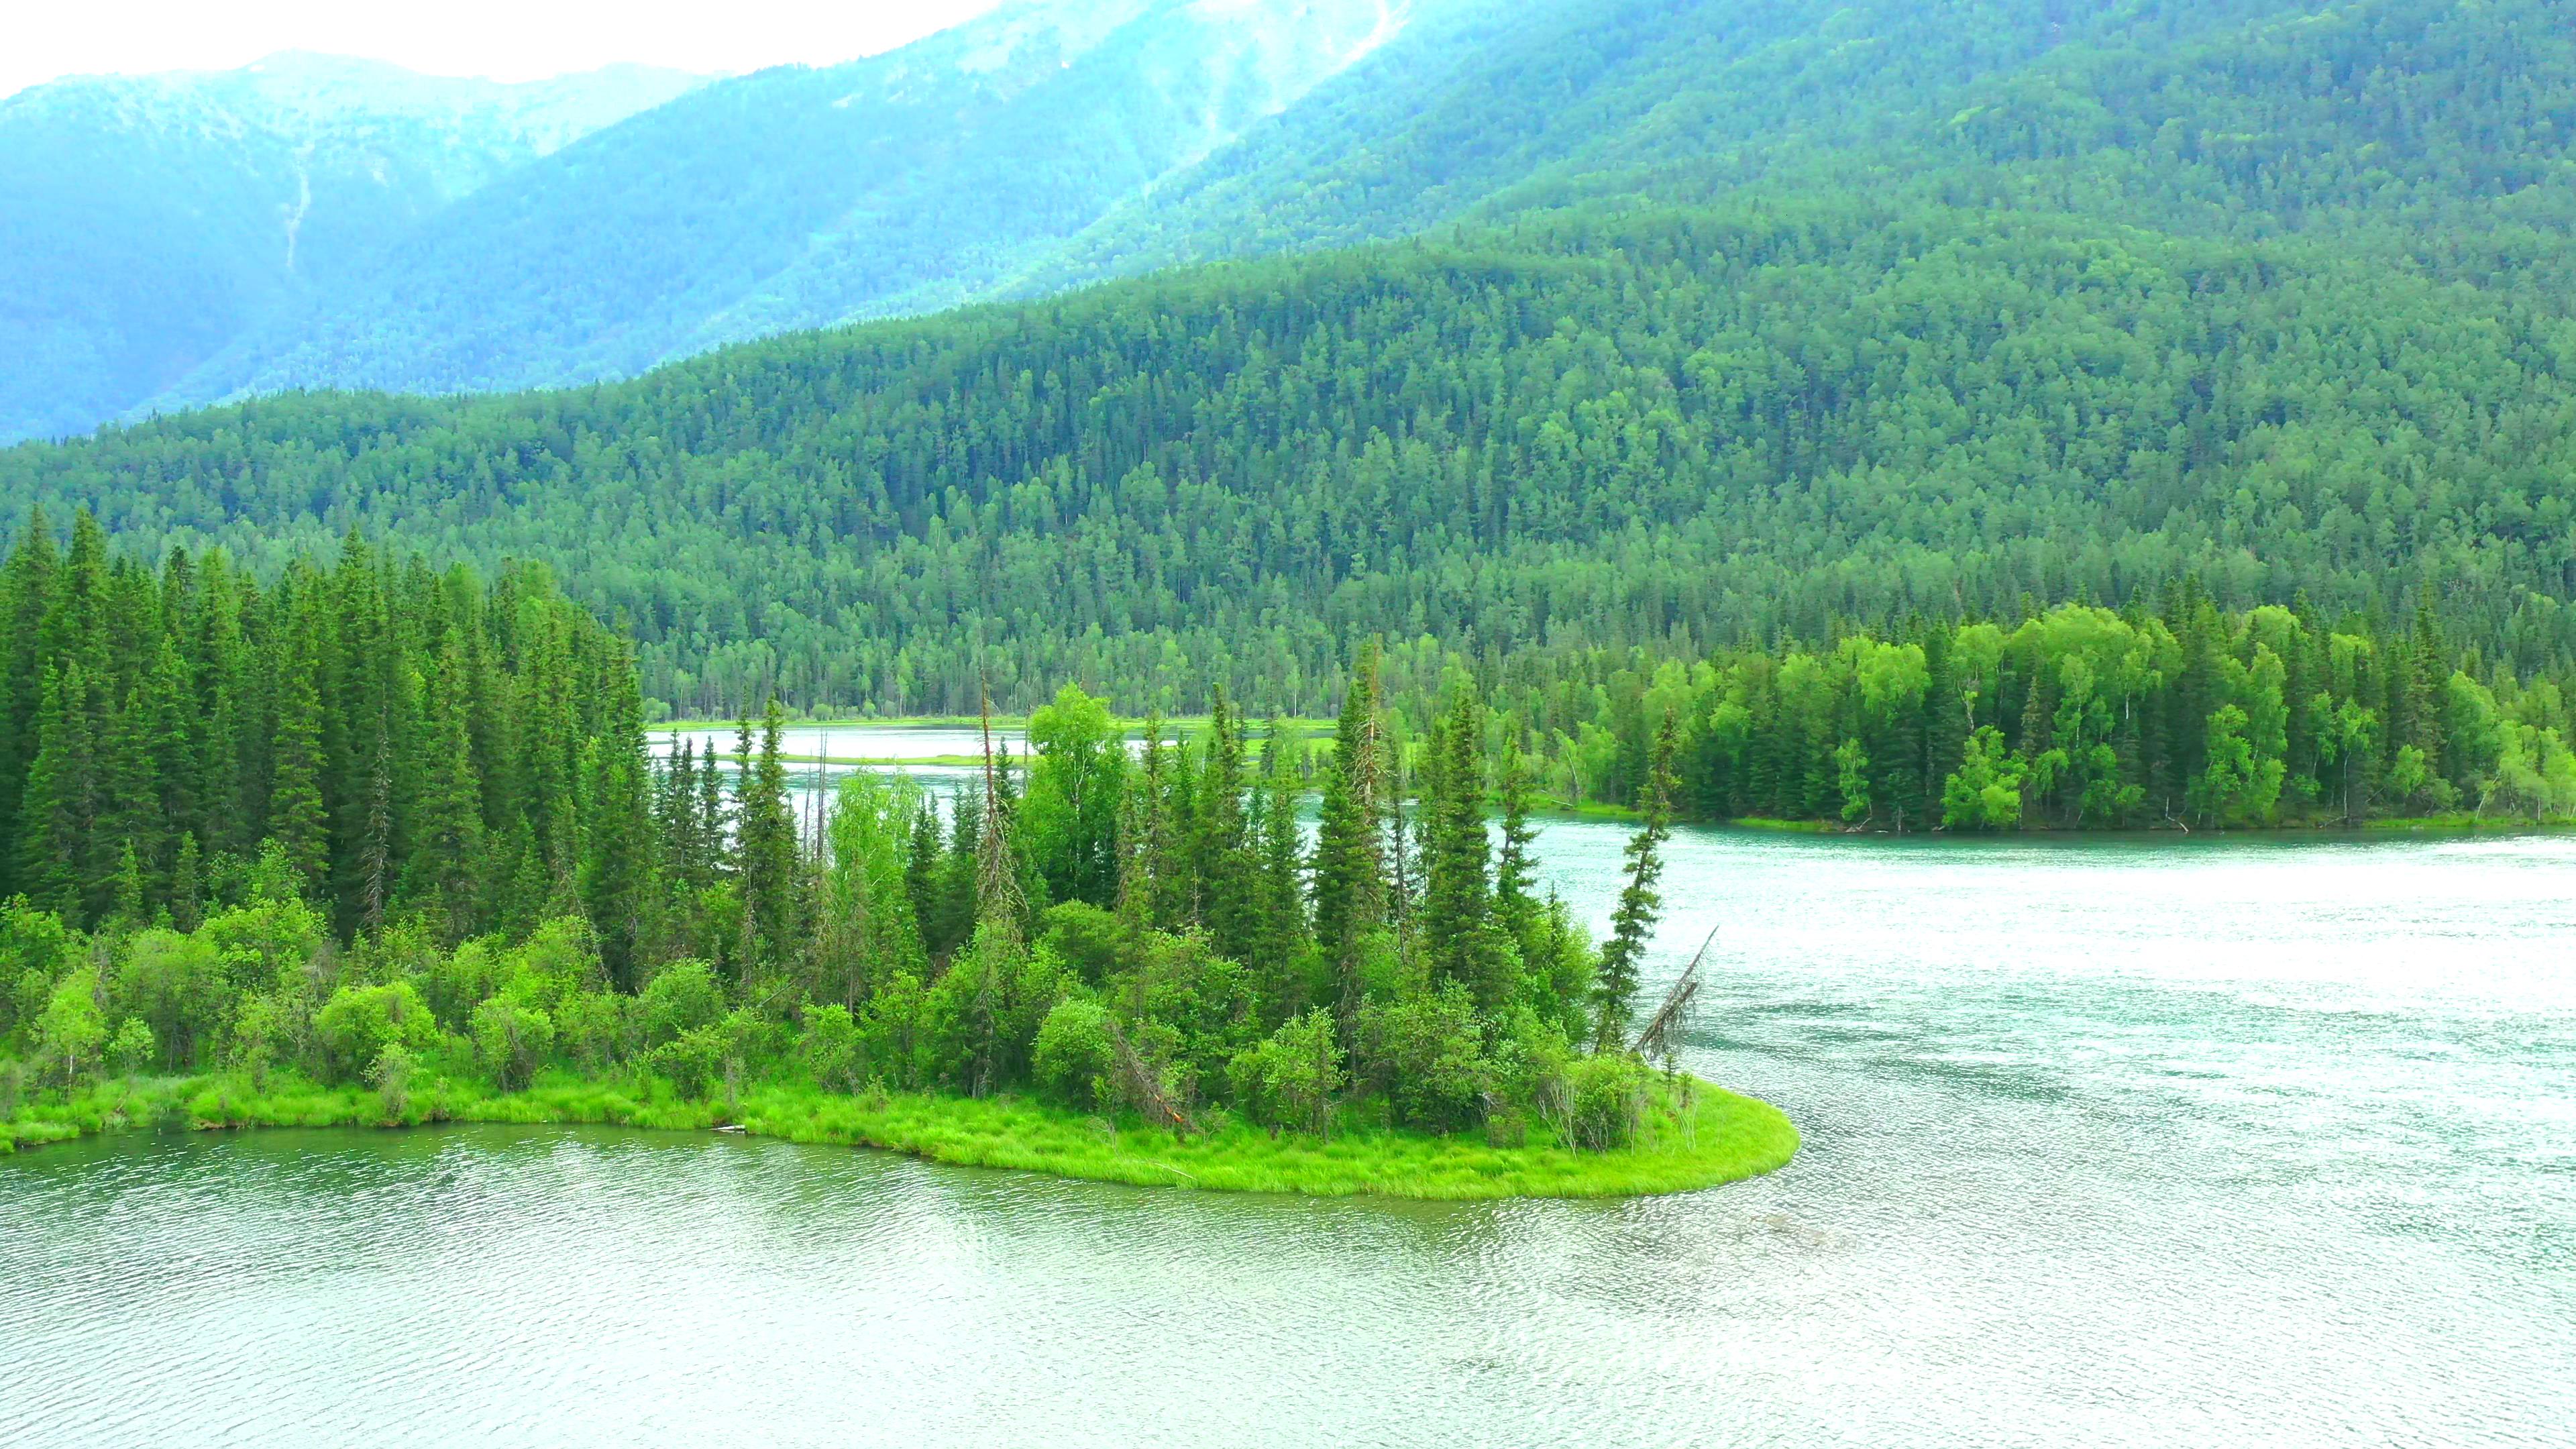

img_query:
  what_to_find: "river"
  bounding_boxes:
[3,814,2572,1446]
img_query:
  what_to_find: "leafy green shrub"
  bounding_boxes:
[639,959,724,1046]
[111,928,227,1071]
[34,968,107,1086]
[470,999,556,1091]
[421,938,511,1032]
[226,995,289,1089]
[649,1027,724,1099]
[368,1043,419,1120]
[554,991,632,1073]
[1358,983,1491,1132]
[1032,998,1114,1109]
[1564,1053,1650,1152]
[1038,902,1126,985]
[1228,1009,1344,1136]
[498,918,603,1012]
[857,972,928,1089]
[800,1004,861,1093]
[312,981,441,1083]
[197,895,331,1000]
[0,901,76,1040]
[107,1018,156,1077]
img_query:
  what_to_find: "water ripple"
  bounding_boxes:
[7,832,2575,1446]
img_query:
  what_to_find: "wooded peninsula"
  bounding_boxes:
[0,516,1799,1195]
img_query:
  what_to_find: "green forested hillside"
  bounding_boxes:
[148,0,1417,409]
[9,0,2576,731]
[0,54,700,443]
[11,203,2576,714]
[912,0,2576,296]
[113,0,2576,415]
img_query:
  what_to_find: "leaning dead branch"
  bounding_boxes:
[1629,924,1717,1060]
[1104,1017,1195,1136]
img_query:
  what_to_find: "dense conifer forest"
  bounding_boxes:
[0,524,1705,1164]
[12,206,2576,718]
[3,515,2567,1177]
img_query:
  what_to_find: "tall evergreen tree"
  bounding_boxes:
[16,663,97,918]
[1250,721,1313,1024]
[733,700,801,979]
[1493,731,1540,953]
[404,638,485,938]
[1593,715,1678,1053]
[266,604,331,900]
[1192,691,1258,960]
[1311,640,1388,1021]
[1421,690,1493,1001]
[0,508,58,899]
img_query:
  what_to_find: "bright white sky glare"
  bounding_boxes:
[0,0,1010,99]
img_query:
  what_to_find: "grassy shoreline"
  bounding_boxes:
[4,1073,1799,1199]
[650,716,1338,738]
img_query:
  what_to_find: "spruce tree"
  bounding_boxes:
[1493,732,1540,953]
[694,739,727,888]
[142,637,198,877]
[188,551,249,857]
[403,639,485,937]
[95,679,161,920]
[0,508,58,899]
[17,663,97,919]
[267,611,331,899]
[1250,722,1312,1022]
[170,832,204,932]
[905,796,943,948]
[1192,692,1258,960]
[1310,640,1388,1015]
[1420,690,1493,998]
[1593,715,1678,1053]
[733,700,801,979]
[580,650,658,989]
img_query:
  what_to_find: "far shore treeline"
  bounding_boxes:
[3,510,2572,958]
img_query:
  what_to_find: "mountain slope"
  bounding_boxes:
[1022,0,2576,291]
[8,0,2576,716]
[127,0,2576,422]
[11,205,2576,714]
[153,0,1421,407]
[0,53,700,443]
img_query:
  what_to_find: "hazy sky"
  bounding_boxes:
[0,0,1010,99]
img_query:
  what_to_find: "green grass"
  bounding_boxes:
[650,716,1338,739]
[1535,796,1644,820]
[5,1073,1798,1199]
[2359,814,2576,833]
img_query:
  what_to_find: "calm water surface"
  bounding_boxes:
[5,825,2573,1447]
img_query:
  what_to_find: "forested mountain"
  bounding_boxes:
[1032,0,2576,288]
[91,0,2576,422]
[8,0,2576,728]
[146,0,1420,409]
[11,204,2576,716]
[0,54,700,443]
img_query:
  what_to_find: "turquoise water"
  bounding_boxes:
[4,826,2572,1446]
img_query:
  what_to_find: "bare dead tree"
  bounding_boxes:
[1629,924,1717,1060]
[1104,1017,1195,1136]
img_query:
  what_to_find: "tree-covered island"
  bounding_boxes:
[0,518,1793,1197]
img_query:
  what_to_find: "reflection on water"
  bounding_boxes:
[5,816,2573,1446]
